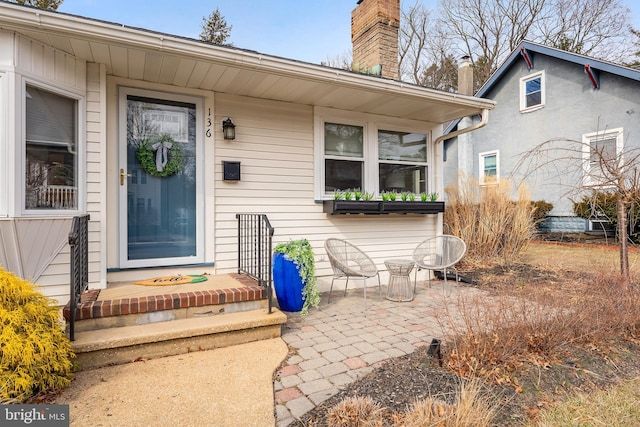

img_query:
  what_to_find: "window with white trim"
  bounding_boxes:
[582,128,623,186]
[479,150,499,185]
[324,122,364,192]
[320,118,430,197]
[24,84,79,211]
[520,71,545,112]
[378,130,427,193]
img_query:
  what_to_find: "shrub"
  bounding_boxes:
[573,190,640,241]
[0,268,75,403]
[444,176,535,262]
[530,200,553,225]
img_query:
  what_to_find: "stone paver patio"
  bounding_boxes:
[273,280,487,426]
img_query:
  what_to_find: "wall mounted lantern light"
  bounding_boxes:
[222,118,236,140]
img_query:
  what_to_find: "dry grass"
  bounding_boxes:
[326,396,385,427]
[325,380,499,427]
[533,377,640,427]
[400,380,498,427]
[443,268,640,388]
[444,177,535,263]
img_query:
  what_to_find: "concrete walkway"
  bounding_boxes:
[57,338,288,426]
[273,281,486,426]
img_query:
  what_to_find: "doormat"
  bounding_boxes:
[133,274,208,286]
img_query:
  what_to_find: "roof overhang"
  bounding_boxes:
[0,2,494,124]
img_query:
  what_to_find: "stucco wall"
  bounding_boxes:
[444,53,640,228]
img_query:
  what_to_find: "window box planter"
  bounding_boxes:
[323,200,444,215]
[380,201,445,214]
[323,200,382,214]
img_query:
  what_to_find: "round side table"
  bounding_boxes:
[384,259,415,302]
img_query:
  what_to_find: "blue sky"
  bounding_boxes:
[57,0,640,65]
[57,0,357,64]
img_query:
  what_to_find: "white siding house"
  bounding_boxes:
[0,2,494,305]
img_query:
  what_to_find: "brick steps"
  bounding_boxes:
[65,274,287,370]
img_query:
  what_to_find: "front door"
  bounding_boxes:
[118,88,203,268]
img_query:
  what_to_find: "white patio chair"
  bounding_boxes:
[324,238,381,304]
[412,235,466,295]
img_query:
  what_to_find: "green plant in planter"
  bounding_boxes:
[408,193,416,201]
[401,192,409,201]
[354,189,363,201]
[344,190,354,201]
[389,191,397,202]
[333,190,345,200]
[363,192,374,201]
[420,192,428,202]
[381,191,391,202]
[429,192,439,201]
[273,239,320,315]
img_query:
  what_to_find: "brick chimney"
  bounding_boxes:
[457,55,474,96]
[351,0,400,80]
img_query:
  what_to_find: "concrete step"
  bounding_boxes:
[72,307,287,370]
[73,299,269,332]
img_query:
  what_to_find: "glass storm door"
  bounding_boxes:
[119,90,202,268]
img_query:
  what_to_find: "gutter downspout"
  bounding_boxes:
[433,108,489,146]
[433,108,489,236]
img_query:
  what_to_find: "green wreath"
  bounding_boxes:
[136,135,184,177]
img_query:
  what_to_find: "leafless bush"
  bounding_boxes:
[444,176,535,263]
[442,273,640,387]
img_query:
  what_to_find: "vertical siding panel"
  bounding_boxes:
[85,63,103,291]
[43,47,55,80]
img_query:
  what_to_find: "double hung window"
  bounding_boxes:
[583,128,623,186]
[321,117,429,197]
[324,123,364,192]
[520,71,545,112]
[479,151,499,185]
[24,85,78,210]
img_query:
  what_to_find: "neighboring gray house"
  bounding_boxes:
[444,40,640,232]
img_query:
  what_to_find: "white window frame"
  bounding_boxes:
[377,127,429,194]
[20,79,85,217]
[314,108,433,199]
[322,120,368,194]
[0,72,7,217]
[582,128,624,187]
[479,150,499,186]
[519,71,545,112]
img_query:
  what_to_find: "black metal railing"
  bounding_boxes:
[68,214,90,341]
[236,213,274,313]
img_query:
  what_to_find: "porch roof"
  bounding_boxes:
[0,2,495,124]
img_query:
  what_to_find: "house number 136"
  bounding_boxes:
[206,108,212,138]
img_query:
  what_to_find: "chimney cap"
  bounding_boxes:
[459,55,472,66]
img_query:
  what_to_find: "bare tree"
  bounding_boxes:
[437,0,546,88]
[399,2,431,84]
[536,0,632,63]
[396,0,635,92]
[320,50,352,70]
[200,8,232,45]
[516,132,640,289]
[12,0,62,10]
[630,28,640,67]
